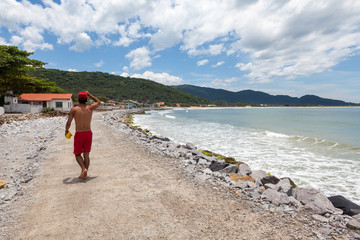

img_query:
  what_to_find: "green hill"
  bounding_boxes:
[30,69,208,105]
[172,84,357,106]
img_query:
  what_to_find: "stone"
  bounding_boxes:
[264,183,277,190]
[261,189,290,205]
[186,165,196,173]
[328,195,360,216]
[202,168,212,174]
[195,174,211,182]
[260,175,280,185]
[250,170,268,182]
[229,173,255,183]
[347,219,360,230]
[233,181,248,189]
[293,188,342,215]
[312,214,329,223]
[219,165,238,174]
[184,142,196,150]
[197,158,209,166]
[209,162,229,172]
[238,164,252,176]
[247,181,257,189]
[288,196,302,207]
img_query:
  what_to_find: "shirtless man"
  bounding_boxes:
[65,91,101,180]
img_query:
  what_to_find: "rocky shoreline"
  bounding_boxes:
[102,109,360,239]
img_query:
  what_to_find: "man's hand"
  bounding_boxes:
[65,129,69,137]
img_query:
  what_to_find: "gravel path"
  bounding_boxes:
[0,112,356,239]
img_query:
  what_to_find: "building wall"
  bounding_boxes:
[48,99,72,112]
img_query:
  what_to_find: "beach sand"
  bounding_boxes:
[0,112,355,239]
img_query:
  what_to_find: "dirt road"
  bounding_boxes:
[6,113,315,239]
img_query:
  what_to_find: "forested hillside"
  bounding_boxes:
[31,69,208,105]
[173,85,357,106]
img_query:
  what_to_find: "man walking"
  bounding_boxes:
[65,91,101,179]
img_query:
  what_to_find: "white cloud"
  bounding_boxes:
[68,68,77,72]
[120,72,130,77]
[123,66,129,72]
[69,32,92,52]
[95,60,104,67]
[197,59,209,66]
[212,61,224,68]
[126,46,152,70]
[131,71,183,85]
[0,0,359,85]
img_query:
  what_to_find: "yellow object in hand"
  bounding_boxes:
[66,131,73,139]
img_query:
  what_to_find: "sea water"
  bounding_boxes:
[134,107,360,205]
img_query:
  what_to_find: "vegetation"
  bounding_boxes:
[0,45,65,99]
[30,68,209,106]
[173,84,358,106]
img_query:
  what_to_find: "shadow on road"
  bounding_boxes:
[63,176,97,184]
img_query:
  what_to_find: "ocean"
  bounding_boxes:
[134,107,360,205]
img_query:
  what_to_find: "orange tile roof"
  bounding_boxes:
[19,93,73,101]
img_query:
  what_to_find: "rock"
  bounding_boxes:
[312,214,329,223]
[197,158,210,166]
[247,181,257,189]
[186,165,196,173]
[150,135,170,141]
[264,183,277,190]
[250,170,268,182]
[202,168,212,174]
[184,142,196,150]
[328,195,360,216]
[209,162,229,172]
[233,181,248,189]
[293,188,343,215]
[229,173,255,183]
[195,174,211,182]
[288,196,302,207]
[347,219,360,230]
[261,188,290,204]
[219,165,238,174]
[276,178,293,196]
[260,175,280,185]
[238,164,252,176]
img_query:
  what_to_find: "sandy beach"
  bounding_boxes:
[0,111,359,239]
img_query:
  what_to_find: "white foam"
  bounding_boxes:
[134,110,360,205]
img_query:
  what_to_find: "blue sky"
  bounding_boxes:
[1,0,360,103]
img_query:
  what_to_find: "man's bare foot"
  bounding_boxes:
[78,169,87,179]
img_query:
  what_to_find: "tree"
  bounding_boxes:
[0,45,62,95]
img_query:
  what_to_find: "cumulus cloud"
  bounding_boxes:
[69,32,92,52]
[131,71,183,85]
[212,61,224,68]
[0,0,359,84]
[126,46,152,70]
[197,59,209,66]
[95,60,104,67]
[68,68,77,72]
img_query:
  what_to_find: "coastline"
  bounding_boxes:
[1,110,359,239]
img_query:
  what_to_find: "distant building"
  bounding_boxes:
[155,102,165,107]
[4,92,73,113]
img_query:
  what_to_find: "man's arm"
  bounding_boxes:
[65,108,75,136]
[86,91,101,110]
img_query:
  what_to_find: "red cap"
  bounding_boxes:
[78,91,87,101]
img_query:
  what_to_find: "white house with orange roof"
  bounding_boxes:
[4,91,73,113]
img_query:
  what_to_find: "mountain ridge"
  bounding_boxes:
[172,84,357,106]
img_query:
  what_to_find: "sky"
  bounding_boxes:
[1,0,360,103]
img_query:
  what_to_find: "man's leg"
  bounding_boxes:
[83,152,90,179]
[75,154,87,179]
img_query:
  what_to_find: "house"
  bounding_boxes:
[155,102,165,107]
[4,91,73,113]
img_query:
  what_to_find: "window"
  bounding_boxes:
[56,102,62,108]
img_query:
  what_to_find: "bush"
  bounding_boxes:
[42,107,55,114]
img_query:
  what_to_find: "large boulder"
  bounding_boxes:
[250,170,268,182]
[209,162,229,172]
[184,142,196,150]
[293,188,343,215]
[328,195,360,216]
[261,188,290,205]
[260,175,280,185]
[238,164,252,176]
[219,165,239,174]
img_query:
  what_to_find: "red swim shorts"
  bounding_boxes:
[74,131,93,155]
